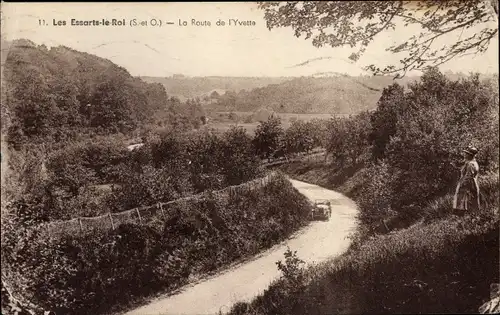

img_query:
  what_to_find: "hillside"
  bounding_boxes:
[1,39,170,146]
[140,76,292,101]
[208,76,420,114]
[141,75,415,114]
[144,72,497,115]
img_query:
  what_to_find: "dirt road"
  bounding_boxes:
[123,179,358,315]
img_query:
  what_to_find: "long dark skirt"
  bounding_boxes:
[453,181,479,212]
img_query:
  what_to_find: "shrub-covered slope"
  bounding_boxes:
[1,172,312,315]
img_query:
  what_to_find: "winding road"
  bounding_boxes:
[123,179,358,315]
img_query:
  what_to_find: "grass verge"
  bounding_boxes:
[228,209,499,314]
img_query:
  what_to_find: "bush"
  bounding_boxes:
[423,172,499,222]
[145,127,262,193]
[45,137,129,195]
[107,164,193,212]
[355,161,395,227]
[276,248,306,291]
[23,125,266,221]
[308,118,329,148]
[185,130,226,192]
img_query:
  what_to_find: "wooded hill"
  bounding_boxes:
[140,75,293,101]
[142,74,415,114]
[1,39,179,148]
[208,76,417,114]
[144,73,497,115]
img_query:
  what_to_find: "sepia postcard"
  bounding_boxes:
[1,2,499,315]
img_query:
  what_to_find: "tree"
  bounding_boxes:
[284,120,315,155]
[88,76,137,133]
[78,137,129,183]
[109,163,192,211]
[8,67,59,141]
[258,1,498,77]
[149,130,189,169]
[326,113,371,168]
[308,119,329,148]
[210,90,220,99]
[46,147,98,197]
[3,40,172,146]
[186,130,226,192]
[252,116,285,159]
[379,68,499,211]
[369,83,407,160]
[221,126,261,185]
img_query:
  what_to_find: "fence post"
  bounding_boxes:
[159,203,165,219]
[137,208,142,224]
[382,219,390,233]
[109,213,115,230]
[78,218,83,233]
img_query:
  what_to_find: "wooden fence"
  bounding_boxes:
[42,172,280,237]
[262,148,326,167]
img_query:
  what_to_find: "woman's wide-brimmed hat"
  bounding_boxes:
[463,146,479,156]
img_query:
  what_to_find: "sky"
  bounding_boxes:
[1,2,498,77]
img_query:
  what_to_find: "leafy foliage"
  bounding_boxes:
[368,83,407,160]
[221,126,262,186]
[2,40,167,146]
[284,120,315,155]
[253,116,285,159]
[277,69,498,239]
[95,127,263,214]
[367,68,499,221]
[325,112,371,168]
[140,76,289,101]
[276,248,306,291]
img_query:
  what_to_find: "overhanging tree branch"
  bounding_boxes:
[258,1,498,77]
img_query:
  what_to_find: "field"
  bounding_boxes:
[215,112,347,121]
[205,111,343,135]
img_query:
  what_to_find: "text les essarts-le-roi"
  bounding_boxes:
[41,19,127,26]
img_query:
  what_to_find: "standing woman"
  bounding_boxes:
[453,146,480,215]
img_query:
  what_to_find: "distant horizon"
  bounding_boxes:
[4,37,499,79]
[138,71,498,79]
[3,37,498,81]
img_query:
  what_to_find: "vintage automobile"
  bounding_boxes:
[311,200,332,221]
